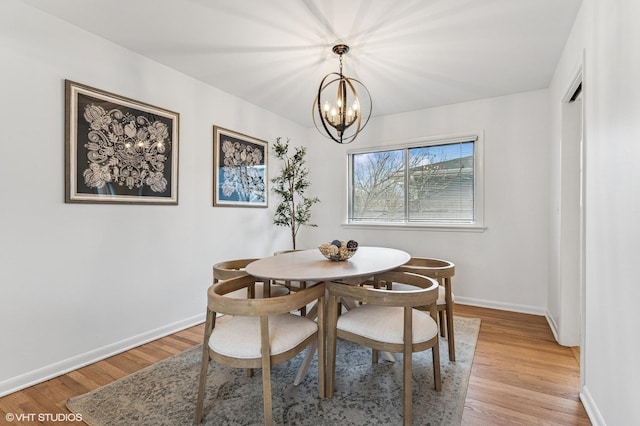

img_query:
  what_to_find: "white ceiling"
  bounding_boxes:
[19,0,582,127]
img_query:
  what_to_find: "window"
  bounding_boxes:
[348,134,483,228]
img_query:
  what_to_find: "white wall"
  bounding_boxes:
[303,90,552,314]
[0,0,305,396]
[550,0,640,424]
[579,0,640,424]
[548,4,586,347]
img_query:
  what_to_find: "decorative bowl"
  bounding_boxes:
[318,240,358,261]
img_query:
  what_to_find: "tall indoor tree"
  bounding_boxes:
[271,137,319,249]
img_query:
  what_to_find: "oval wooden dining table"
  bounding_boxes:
[245,246,411,388]
[245,246,410,283]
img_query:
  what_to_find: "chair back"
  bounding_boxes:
[394,257,454,279]
[213,258,258,283]
[327,270,439,309]
[209,274,325,317]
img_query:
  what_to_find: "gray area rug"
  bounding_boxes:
[67,317,480,425]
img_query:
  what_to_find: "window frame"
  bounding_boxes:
[345,132,485,231]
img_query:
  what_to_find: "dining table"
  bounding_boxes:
[245,246,411,386]
[246,246,410,283]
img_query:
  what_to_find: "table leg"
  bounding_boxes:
[294,291,322,386]
[381,351,397,362]
[294,341,317,386]
[445,277,456,361]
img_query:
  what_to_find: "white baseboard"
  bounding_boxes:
[0,313,205,398]
[455,296,546,316]
[544,310,580,347]
[546,310,561,341]
[580,385,606,426]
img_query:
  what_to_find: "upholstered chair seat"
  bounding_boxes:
[208,313,318,359]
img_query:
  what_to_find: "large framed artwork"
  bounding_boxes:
[65,80,179,204]
[213,126,268,207]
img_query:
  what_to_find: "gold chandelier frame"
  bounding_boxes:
[313,44,372,144]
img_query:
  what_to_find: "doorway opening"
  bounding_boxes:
[559,68,584,366]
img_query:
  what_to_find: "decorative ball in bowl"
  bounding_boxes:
[318,239,359,261]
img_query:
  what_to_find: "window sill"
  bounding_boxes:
[342,222,486,232]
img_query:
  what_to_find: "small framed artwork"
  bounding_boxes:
[65,80,179,204]
[213,126,268,207]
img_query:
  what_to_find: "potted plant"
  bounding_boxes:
[271,137,320,249]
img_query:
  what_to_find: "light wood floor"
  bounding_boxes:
[0,304,590,425]
[455,304,590,425]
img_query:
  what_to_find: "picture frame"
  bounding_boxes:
[65,80,179,204]
[213,126,268,208]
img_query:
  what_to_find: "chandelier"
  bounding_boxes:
[313,44,372,144]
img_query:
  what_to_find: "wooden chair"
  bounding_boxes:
[392,257,456,361]
[213,258,289,298]
[213,258,290,378]
[326,271,441,426]
[195,275,326,425]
